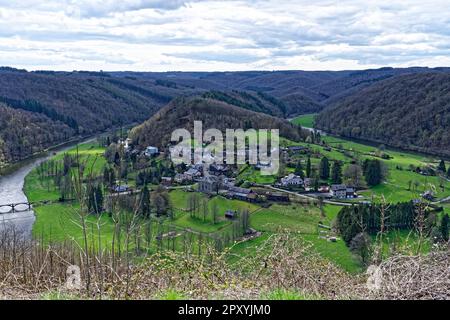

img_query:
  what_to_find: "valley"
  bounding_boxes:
[12,112,448,283]
[1,68,449,301]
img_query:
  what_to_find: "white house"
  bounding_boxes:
[119,138,132,151]
[280,174,303,187]
[144,146,159,157]
[184,167,202,180]
[331,184,356,199]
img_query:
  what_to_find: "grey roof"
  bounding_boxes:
[185,168,200,175]
[200,175,219,183]
[288,146,308,151]
[331,184,347,191]
[229,186,252,194]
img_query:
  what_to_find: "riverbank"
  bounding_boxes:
[0,136,93,176]
[0,123,138,177]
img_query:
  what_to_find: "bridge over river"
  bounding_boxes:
[0,142,82,238]
[0,159,41,237]
[0,202,33,214]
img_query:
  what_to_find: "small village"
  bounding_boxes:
[115,138,360,205]
[112,134,445,214]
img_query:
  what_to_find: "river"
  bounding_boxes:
[0,139,94,238]
[0,157,47,237]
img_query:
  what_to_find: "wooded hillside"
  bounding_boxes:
[0,104,74,164]
[130,96,309,149]
[1,67,449,165]
[315,73,450,157]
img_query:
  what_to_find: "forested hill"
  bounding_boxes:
[130,96,309,149]
[1,66,449,165]
[0,69,189,134]
[315,73,450,157]
[112,67,450,113]
[0,103,75,165]
[0,69,192,164]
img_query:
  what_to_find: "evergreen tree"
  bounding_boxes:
[447,166,450,178]
[109,168,116,187]
[438,159,446,173]
[241,210,250,234]
[103,166,115,187]
[95,185,104,214]
[319,156,330,180]
[306,156,311,178]
[87,184,103,214]
[103,166,110,186]
[364,159,383,186]
[120,160,128,179]
[294,161,305,179]
[140,185,151,217]
[331,161,343,184]
[441,213,449,242]
[313,174,320,191]
[114,151,121,166]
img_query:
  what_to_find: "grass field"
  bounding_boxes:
[25,142,362,274]
[290,115,450,207]
[291,114,317,128]
[169,189,260,233]
[53,142,107,176]
[25,142,118,246]
[237,164,277,185]
[229,203,362,273]
[27,132,447,275]
[32,203,116,245]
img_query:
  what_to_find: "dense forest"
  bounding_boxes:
[0,104,74,165]
[1,67,449,165]
[315,73,450,157]
[130,96,309,149]
[0,69,188,164]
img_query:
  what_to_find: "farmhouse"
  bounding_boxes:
[198,175,220,194]
[224,210,237,220]
[266,192,290,202]
[280,173,303,187]
[209,164,229,176]
[421,190,435,201]
[174,173,189,184]
[161,177,173,186]
[184,167,202,180]
[287,145,310,154]
[144,146,159,157]
[112,185,129,193]
[226,186,257,202]
[331,184,356,199]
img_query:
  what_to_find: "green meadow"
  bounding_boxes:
[24,141,362,273]
[290,115,450,208]
[25,125,449,275]
[291,114,317,128]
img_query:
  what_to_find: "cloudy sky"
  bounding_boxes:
[0,0,449,71]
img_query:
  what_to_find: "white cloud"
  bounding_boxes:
[0,0,449,71]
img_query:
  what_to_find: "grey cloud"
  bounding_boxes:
[0,0,449,70]
[166,50,262,63]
